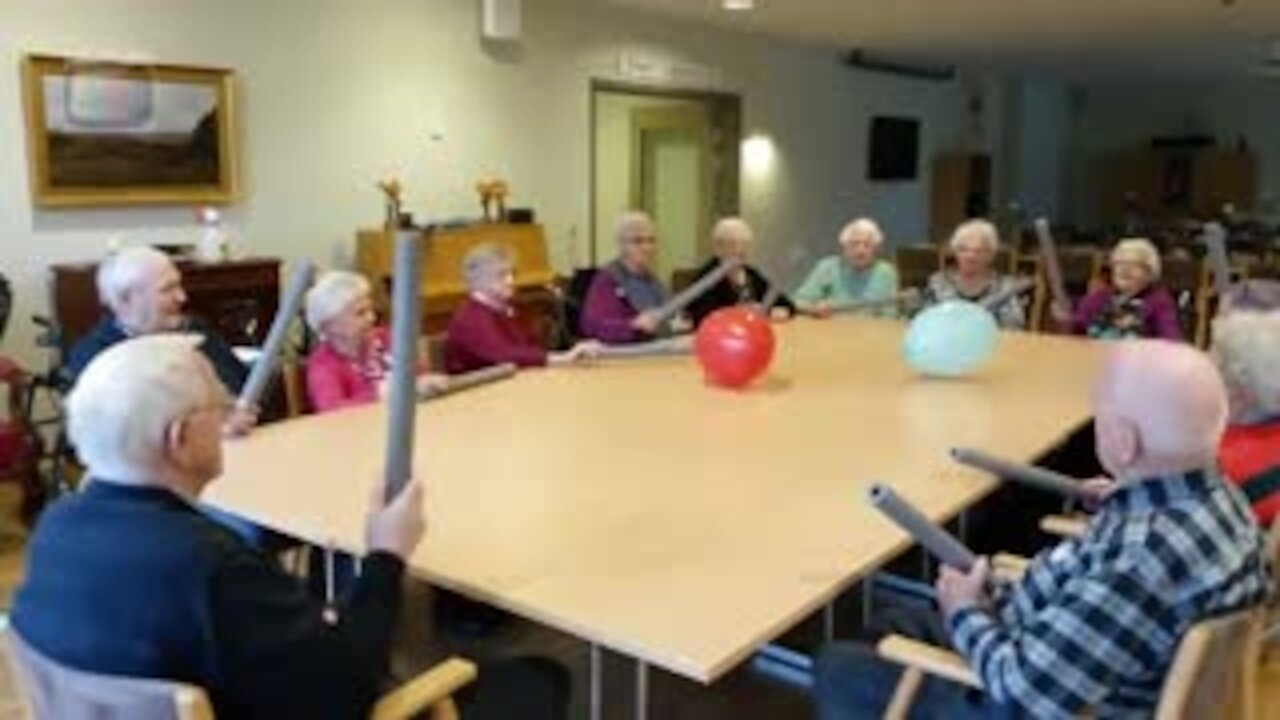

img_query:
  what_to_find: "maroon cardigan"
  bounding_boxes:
[443,296,547,374]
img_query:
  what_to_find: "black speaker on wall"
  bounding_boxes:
[868,116,920,181]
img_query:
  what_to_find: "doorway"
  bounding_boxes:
[590,83,742,284]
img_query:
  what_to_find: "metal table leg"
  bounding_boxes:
[635,659,649,720]
[591,644,603,720]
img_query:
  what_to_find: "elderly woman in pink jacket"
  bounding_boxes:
[304,271,444,413]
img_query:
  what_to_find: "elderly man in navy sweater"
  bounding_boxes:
[12,335,423,718]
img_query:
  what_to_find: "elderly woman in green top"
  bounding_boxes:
[794,218,900,319]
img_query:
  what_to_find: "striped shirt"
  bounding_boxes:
[949,470,1271,719]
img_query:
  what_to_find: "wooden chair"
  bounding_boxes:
[2,626,477,720]
[877,602,1261,720]
[895,245,943,292]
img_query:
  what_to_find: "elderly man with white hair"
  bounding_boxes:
[1056,237,1181,340]
[1212,293,1280,525]
[793,218,899,318]
[816,340,1270,719]
[445,243,600,372]
[64,245,257,434]
[11,335,426,718]
[924,219,1026,329]
[580,211,673,344]
[685,217,795,327]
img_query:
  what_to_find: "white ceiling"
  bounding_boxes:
[606,0,1280,82]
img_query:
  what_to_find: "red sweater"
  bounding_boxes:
[1219,421,1280,525]
[443,296,547,374]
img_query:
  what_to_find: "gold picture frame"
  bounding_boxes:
[22,54,239,207]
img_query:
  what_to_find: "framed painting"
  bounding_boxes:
[22,54,239,207]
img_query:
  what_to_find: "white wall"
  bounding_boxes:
[1068,79,1280,226]
[0,0,972,364]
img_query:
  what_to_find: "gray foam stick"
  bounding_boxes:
[979,278,1034,312]
[651,258,743,325]
[420,363,518,401]
[384,230,422,502]
[1034,218,1070,311]
[1204,222,1231,305]
[237,261,315,410]
[831,288,921,316]
[951,447,1089,500]
[595,336,693,360]
[868,483,976,572]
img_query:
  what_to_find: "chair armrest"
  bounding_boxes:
[370,657,478,720]
[992,553,1031,583]
[877,635,982,689]
[1040,514,1088,539]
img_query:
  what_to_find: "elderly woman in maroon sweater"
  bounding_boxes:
[579,212,673,344]
[444,244,599,374]
[1053,238,1182,341]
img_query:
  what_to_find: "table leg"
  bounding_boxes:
[958,510,969,546]
[635,659,649,720]
[591,644,603,720]
[823,601,836,642]
[862,576,874,628]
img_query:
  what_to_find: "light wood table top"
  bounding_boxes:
[206,317,1104,683]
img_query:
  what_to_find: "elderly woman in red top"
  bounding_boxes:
[304,271,443,413]
[1211,280,1280,525]
[444,244,598,373]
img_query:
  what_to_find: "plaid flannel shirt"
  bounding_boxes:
[949,469,1271,719]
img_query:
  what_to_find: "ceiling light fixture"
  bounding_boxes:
[722,0,754,11]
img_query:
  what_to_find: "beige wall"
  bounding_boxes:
[0,0,974,364]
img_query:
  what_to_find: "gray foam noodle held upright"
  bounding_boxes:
[236,261,315,411]
[1034,218,1070,311]
[868,483,976,572]
[384,229,422,502]
[1204,222,1231,310]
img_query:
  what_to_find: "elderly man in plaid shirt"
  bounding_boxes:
[817,340,1272,719]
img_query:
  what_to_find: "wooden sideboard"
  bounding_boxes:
[356,223,560,339]
[50,257,282,350]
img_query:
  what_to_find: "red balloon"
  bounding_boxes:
[694,307,776,388]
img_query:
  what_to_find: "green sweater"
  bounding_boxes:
[793,257,900,317]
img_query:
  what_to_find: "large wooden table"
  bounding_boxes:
[206,317,1103,699]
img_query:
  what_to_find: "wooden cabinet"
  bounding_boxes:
[50,257,281,350]
[356,223,559,340]
[931,154,992,243]
[1098,147,1257,224]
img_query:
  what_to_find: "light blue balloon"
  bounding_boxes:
[903,300,1000,377]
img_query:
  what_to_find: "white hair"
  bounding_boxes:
[1111,238,1162,280]
[949,219,1000,254]
[462,243,514,289]
[96,246,174,311]
[615,211,656,246]
[67,334,220,482]
[711,217,754,247]
[839,218,884,247]
[305,271,371,334]
[1211,310,1280,420]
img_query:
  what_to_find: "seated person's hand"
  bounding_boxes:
[935,557,990,621]
[630,310,663,335]
[1050,299,1073,326]
[416,373,450,395]
[551,340,603,365]
[1080,475,1117,513]
[366,479,425,560]
[221,404,258,438]
[769,306,792,322]
[669,314,692,334]
[802,301,834,319]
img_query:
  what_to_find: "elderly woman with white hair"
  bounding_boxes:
[64,245,256,434]
[1058,238,1181,340]
[304,270,443,413]
[794,218,899,319]
[923,219,1026,329]
[445,243,599,373]
[1212,293,1280,525]
[11,334,428,717]
[685,217,795,327]
[580,211,672,344]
